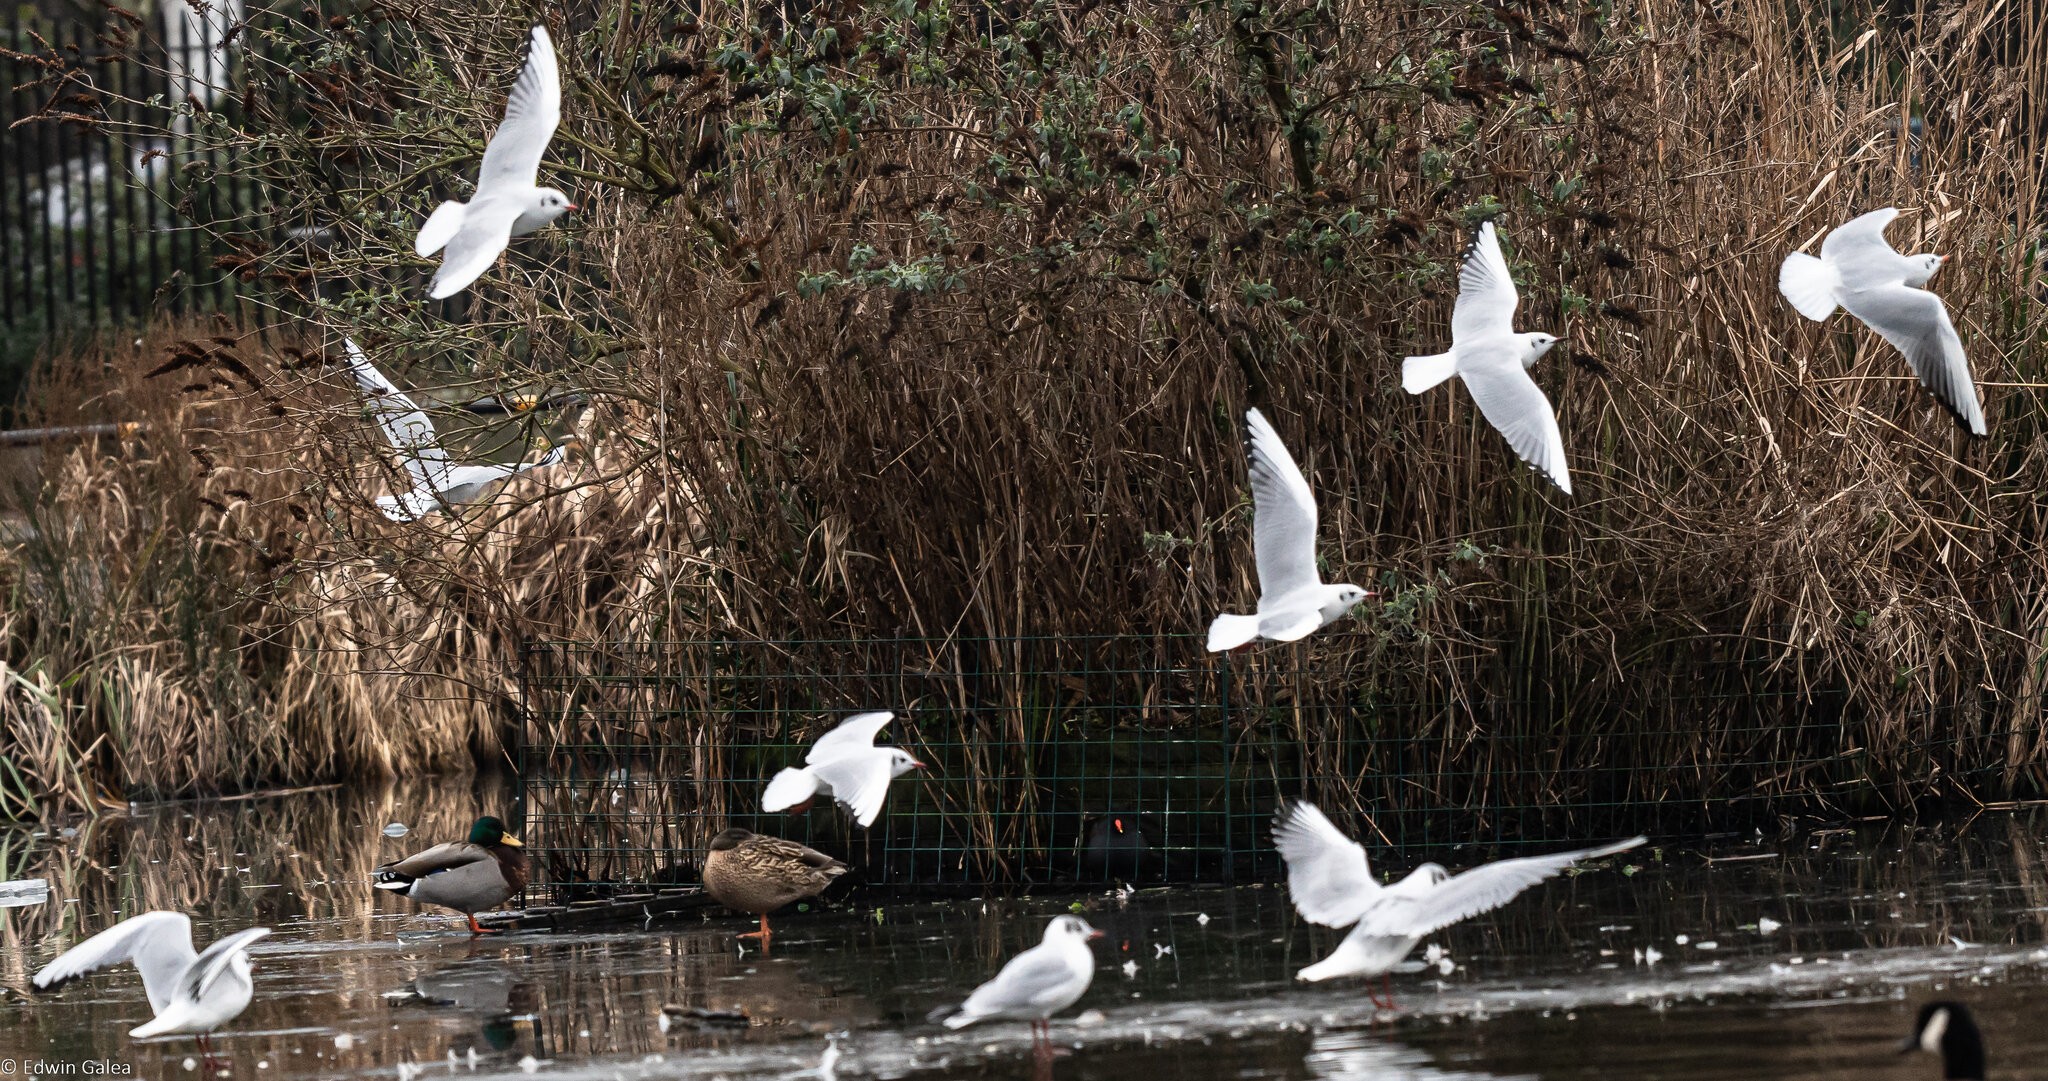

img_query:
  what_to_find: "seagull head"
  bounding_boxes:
[1523,332,1561,360]
[1046,915,1106,942]
[1321,583,1375,623]
[1906,252,1944,287]
[532,187,578,222]
[886,748,926,776]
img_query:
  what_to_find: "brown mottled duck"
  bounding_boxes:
[701,827,846,948]
[373,815,530,935]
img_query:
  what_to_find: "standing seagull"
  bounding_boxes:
[32,912,271,1050]
[342,339,574,522]
[1206,408,1373,652]
[1778,208,1987,435]
[416,25,576,299]
[1403,221,1571,494]
[930,915,1103,1052]
[1272,801,1642,1005]
[761,711,925,828]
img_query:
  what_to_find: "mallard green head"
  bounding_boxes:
[469,815,524,848]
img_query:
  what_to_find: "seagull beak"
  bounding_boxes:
[1088,930,1106,940]
[564,202,580,212]
[911,760,927,770]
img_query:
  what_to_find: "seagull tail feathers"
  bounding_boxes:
[1206,613,1261,652]
[1401,352,1458,394]
[129,1013,182,1039]
[415,201,466,257]
[1777,252,1840,321]
[1294,955,1353,983]
[761,768,819,813]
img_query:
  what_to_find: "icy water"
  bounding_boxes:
[4,781,2047,1081]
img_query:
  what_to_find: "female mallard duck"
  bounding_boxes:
[701,827,846,948]
[374,815,529,935]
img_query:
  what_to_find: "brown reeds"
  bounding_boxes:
[1,0,2044,822]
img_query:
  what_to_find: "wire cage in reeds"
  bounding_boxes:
[512,630,2003,902]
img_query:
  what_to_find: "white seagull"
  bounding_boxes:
[416,25,575,299]
[932,915,1103,1051]
[761,710,925,828]
[1206,408,1373,652]
[343,338,573,522]
[1273,801,1643,1005]
[1778,207,1987,436]
[1403,220,1571,494]
[32,912,272,1049]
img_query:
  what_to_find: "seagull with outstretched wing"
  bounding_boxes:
[1273,800,1643,1006]
[1206,408,1374,651]
[1778,207,1988,436]
[342,338,575,521]
[416,26,576,299]
[1403,220,1573,494]
[761,710,926,828]
[32,911,272,1048]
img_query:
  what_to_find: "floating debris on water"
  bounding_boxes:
[382,823,409,838]
[0,878,49,909]
[1758,917,1782,934]
[1122,960,1139,978]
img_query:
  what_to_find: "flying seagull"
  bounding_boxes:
[1273,800,1642,1005]
[416,25,575,299]
[761,710,925,828]
[1778,208,1987,436]
[32,912,272,1050]
[342,338,574,522]
[1403,220,1572,494]
[1207,408,1373,652]
[929,915,1103,1051]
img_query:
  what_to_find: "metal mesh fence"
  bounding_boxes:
[515,631,2006,902]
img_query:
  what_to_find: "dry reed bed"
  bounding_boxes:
[1,0,2044,821]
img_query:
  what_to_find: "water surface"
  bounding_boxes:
[3,783,2044,1081]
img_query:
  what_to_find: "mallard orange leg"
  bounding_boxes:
[737,914,774,949]
[467,913,501,936]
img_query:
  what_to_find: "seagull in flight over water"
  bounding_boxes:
[1272,800,1643,1007]
[416,25,576,299]
[1778,207,1988,436]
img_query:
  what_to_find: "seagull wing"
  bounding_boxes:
[808,751,898,828]
[1244,408,1322,603]
[1819,207,1901,264]
[1458,348,1573,494]
[181,928,271,1003]
[1272,800,1378,927]
[343,339,448,490]
[805,711,896,764]
[1451,220,1520,343]
[427,199,528,299]
[476,26,561,193]
[1360,837,1645,939]
[32,911,198,1015]
[1839,284,1988,436]
[961,945,1082,1017]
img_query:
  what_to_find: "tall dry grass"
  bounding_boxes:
[2,0,2045,821]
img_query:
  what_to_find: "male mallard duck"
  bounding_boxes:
[700,827,846,947]
[32,912,271,1052]
[374,815,529,935]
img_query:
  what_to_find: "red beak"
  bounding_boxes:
[911,760,927,770]
[1088,931,1106,940]
[564,202,580,212]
